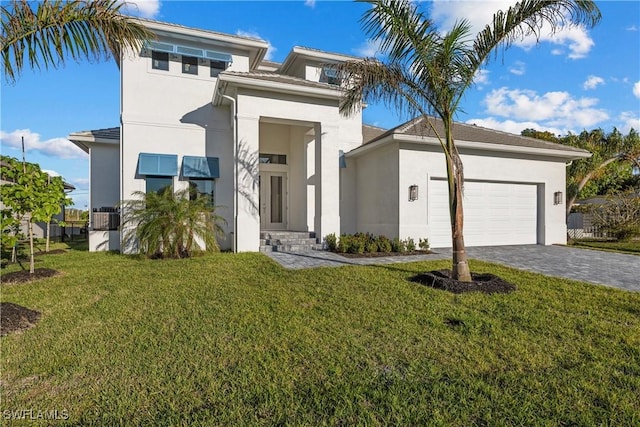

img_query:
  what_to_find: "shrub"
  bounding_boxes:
[337,234,351,253]
[405,238,416,252]
[588,190,640,241]
[376,235,392,252]
[418,238,430,251]
[325,233,337,251]
[391,237,406,253]
[365,239,378,253]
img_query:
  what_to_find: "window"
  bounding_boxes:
[146,176,173,194]
[182,56,198,75]
[322,67,342,86]
[188,179,215,206]
[259,153,287,164]
[210,60,227,77]
[152,51,169,71]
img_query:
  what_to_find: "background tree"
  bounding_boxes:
[587,189,640,241]
[120,188,226,259]
[1,0,154,82]
[37,175,73,252]
[1,155,49,273]
[561,128,640,217]
[336,0,600,281]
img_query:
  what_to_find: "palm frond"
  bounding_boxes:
[1,0,154,83]
[472,0,601,69]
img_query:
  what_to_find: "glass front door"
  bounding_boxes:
[259,172,287,229]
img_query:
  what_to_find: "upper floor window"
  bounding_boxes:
[152,51,169,71]
[210,60,227,77]
[259,153,287,164]
[322,67,342,86]
[182,56,198,75]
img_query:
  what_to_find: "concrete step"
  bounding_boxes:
[260,231,320,252]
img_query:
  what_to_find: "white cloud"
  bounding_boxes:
[618,112,640,133]
[466,117,566,137]
[482,86,609,129]
[508,61,525,76]
[430,1,596,59]
[0,129,87,160]
[474,69,490,86]
[41,169,61,177]
[304,0,316,8]
[354,39,383,58]
[627,25,638,32]
[583,75,604,90]
[118,0,161,19]
[71,177,90,187]
[633,81,640,98]
[236,30,277,61]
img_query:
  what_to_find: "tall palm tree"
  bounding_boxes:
[1,0,154,82]
[337,0,601,281]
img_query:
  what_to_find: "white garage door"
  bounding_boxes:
[429,179,538,248]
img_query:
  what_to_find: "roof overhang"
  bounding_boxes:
[347,133,592,161]
[68,131,119,154]
[136,19,269,70]
[279,46,360,74]
[213,73,343,105]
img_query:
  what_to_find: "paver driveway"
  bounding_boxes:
[267,245,639,291]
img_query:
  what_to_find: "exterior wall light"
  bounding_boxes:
[409,185,419,202]
[554,191,563,205]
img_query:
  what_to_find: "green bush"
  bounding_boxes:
[325,233,337,251]
[376,235,392,252]
[337,234,351,253]
[419,238,430,250]
[406,238,416,252]
[391,237,406,253]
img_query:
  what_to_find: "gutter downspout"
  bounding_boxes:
[218,87,238,252]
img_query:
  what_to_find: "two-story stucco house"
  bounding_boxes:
[69,18,590,253]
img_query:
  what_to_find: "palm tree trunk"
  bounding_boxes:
[444,117,472,282]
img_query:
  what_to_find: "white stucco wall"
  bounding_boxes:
[120,38,239,252]
[90,143,120,213]
[350,141,569,246]
[353,142,400,238]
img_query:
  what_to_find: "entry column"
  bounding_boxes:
[314,123,340,242]
[236,115,260,251]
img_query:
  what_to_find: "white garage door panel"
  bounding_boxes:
[429,180,537,248]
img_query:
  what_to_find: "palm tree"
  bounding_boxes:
[1,0,154,83]
[337,0,601,281]
[120,188,226,258]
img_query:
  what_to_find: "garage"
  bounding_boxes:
[429,179,538,248]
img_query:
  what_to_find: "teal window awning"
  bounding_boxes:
[138,153,178,176]
[182,156,220,179]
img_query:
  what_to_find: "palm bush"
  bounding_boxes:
[121,188,226,258]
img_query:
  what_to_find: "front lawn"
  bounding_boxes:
[570,239,640,255]
[1,244,639,425]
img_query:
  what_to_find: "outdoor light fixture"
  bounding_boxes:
[409,185,419,201]
[554,191,563,205]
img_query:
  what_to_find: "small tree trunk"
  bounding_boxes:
[46,221,51,252]
[28,220,35,274]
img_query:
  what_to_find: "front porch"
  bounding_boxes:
[259,230,321,253]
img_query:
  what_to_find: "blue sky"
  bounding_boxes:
[1,0,639,209]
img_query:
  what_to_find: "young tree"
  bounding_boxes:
[0,155,49,273]
[563,128,640,217]
[38,175,73,252]
[120,188,226,258]
[336,0,601,281]
[1,0,154,82]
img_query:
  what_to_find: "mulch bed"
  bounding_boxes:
[1,268,61,285]
[0,302,41,336]
[336,250,432,258]
[410,269,516,294]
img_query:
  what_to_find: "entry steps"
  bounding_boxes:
[259,231,321,253]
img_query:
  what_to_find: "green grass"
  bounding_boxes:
[1,242,639,426]
[570,239,640,255]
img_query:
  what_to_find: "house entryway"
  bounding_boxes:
[259,171,288,230]
[259,231,321,253]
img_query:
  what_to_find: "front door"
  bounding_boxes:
[260,172,288,230]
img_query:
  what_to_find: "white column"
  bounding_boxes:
[236,115,260,251]
[314,123,340,241]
